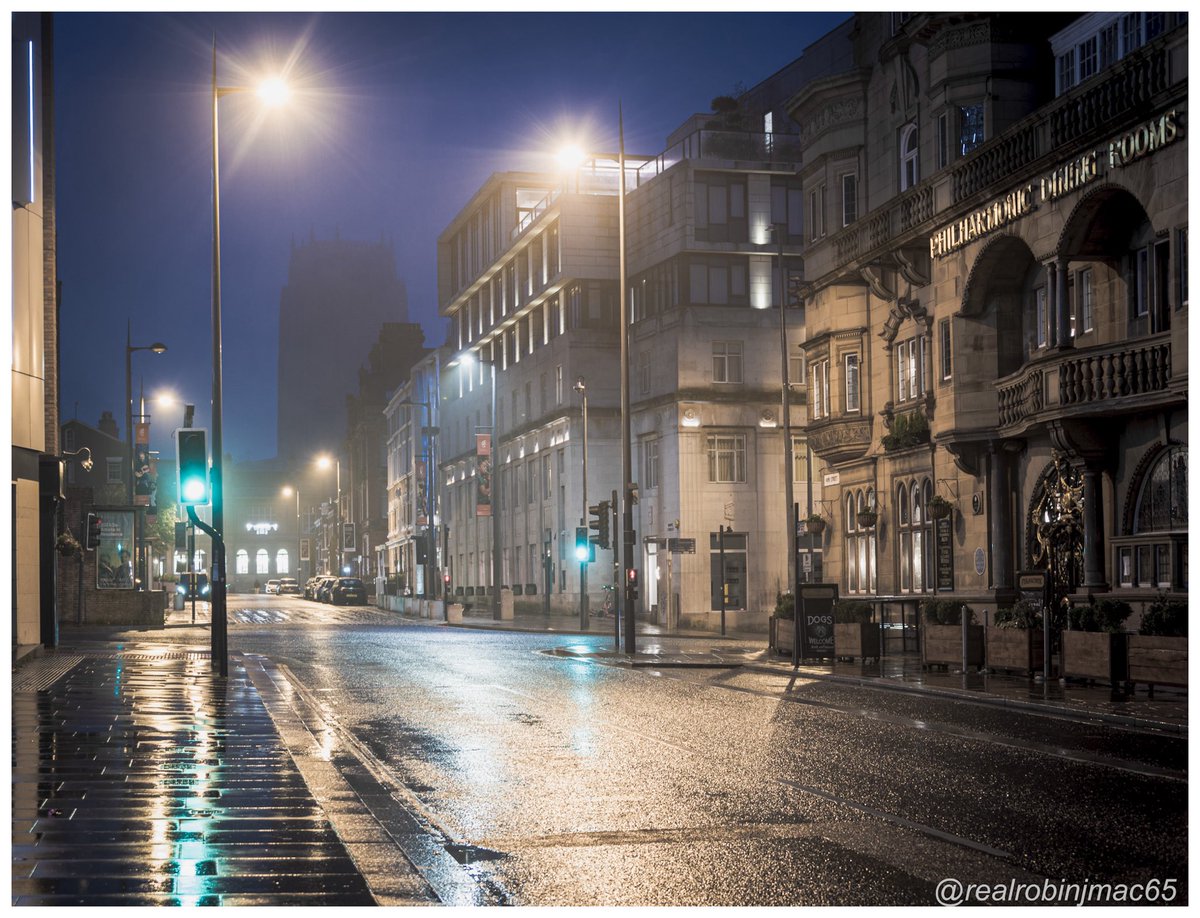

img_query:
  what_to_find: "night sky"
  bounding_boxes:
[54,9,852,463]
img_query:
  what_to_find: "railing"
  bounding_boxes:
[634,129,801,186]
[511,188,560,241]
[996,334,1172,428]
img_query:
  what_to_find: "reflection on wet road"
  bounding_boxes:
[231,601,1187,907]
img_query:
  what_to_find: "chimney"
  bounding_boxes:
[98,410,119,438]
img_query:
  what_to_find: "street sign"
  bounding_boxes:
[823,472,840,487]
[668,537,696,554]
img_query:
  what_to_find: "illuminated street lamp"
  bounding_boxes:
[125,323,166,592]
[281,485,301,581]
[210,43,290,676]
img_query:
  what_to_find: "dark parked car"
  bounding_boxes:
[330,577,366,605]
[176,572,210,601]
[315,577,338,603]
[304,576,323,600]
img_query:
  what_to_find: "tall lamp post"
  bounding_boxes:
[617,106,636,655]
[574,377,589,630]
[125,323,166,592]
[316,455,341,574]
[210,48,290,675]
[771,223,797,604]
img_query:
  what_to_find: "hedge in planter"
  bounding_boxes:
[987,600,1044,675]
[921,599,982,669]
[1128,594,1187,689]
[833,600,879,661]
[771,592,794,654]
[1063,599,1131,685]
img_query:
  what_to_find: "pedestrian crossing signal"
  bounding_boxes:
[176,428,210,505]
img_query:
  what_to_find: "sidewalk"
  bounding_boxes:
[437,606,1187,734]
[10,638,395,906]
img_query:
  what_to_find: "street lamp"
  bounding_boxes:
[617,106,636,655]
[574,377,589,630]
[210,43,290,676]
[315,454,341,574]
[125,321,167,592]
[770,223,797,608]
[451,351,501,619]
[281,485,301,581]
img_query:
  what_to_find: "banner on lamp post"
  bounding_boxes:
[415,459,428,526]
[133,422,153,506]
[476,433,492,517]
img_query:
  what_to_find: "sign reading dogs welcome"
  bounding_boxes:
[797,583,839,660]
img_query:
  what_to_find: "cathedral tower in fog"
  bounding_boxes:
[276,236,409,459]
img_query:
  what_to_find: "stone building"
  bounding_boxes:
[789,11,1187,641]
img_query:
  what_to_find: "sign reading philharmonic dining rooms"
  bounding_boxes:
[930,109,1182,259]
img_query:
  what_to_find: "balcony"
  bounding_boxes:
[996,334,1174,432]
[633,129,801,187]
[807,415,873,465]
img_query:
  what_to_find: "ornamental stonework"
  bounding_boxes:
[801,97,863,146]
[929,21,990,58]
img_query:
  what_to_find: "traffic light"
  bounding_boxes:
[588,500,610,550]
[174,521,187,551]
[85,512,102,550]
[574,526,589,562]
[627,567,639,602]
[176,428,210,505]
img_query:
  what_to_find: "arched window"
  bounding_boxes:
[1134,445,1187,533]
[235,549,249,575]
[276,549,289,574]
[900,123,919,191]
[256,549,269,575]
[898,478,933,594]
[845,488,877,595]
[1117,445,1188,590]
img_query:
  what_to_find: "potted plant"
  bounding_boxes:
[987,600,1044,675]
[928,494,953,520]
[771,592,795,654]
[55,530,82,557]
[833,600,879,661]
[1128,594,1187,690]
[856,508,878,528]
[804,514,826,536]
[1063,598,1132,686]
[921,599,982,670]
[881,411,931,452]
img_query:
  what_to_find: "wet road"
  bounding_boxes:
[229,595,1187,907]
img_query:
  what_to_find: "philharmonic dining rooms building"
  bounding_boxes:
[790,11,1187,630]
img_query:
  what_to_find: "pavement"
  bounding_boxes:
[11,599,1186,906]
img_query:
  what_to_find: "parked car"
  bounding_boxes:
[277,577,301,595]
[330,577,367,605]
[264,579,281,595]
[176,572,210,601]
[304,577,323,600]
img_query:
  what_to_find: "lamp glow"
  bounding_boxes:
[257,77,290,106]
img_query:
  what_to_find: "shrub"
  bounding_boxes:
[922,598,975,625]
[994,599,1043,629]
[1139,594,1187,637]
[833,600,873,624]
[774,592,794,621]
[881,411,930,452]
[1068,598,1133,633]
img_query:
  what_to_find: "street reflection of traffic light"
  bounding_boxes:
[176,428,210,505]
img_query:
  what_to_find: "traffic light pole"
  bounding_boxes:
[578,380,589,630]
[188,505,225,676]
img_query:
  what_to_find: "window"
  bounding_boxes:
[695,174,748,243]
[791,436,808,483]
[1077,35,1098,82]
[527,459,536,505]
[1035,286,1048,349]
[770,179,805,240]
[841,173,857,227]
[897,479,932,594]
[712,341,744,383]
[959,104,984,157]
[689,257,748,307]
[844,489,877,595]
[638,350,650,394]
[1058,47,1076,93]
[789,353,806,387]
[1134,246,1150,317]
[900,124,919,191]
[937,112,949,169]
[710,530,748,610]
[1178,228,1188,310]
[939,318,952,381]
[256,549,270,575]
[235,549,249,575]
[276,549,289,574]
[643,438,660,490]
[555,365,563,405]
[809,184,825,239]
[844,353,860,413]
[811,358,830,420]
[895,336,927,404]
[707,435,746,483]
[1078,269,1094,333]
[106,457,124,484]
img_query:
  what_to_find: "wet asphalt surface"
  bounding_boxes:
[160,597,1193,905]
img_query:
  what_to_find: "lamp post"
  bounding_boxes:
[210,41,290,677]
[574,377,589,630]
[125,322,166,592]
[281,486,301,581]
[772,223,797,604]
[617,106,636,655]
[316,455,341,574]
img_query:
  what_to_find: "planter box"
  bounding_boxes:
[1127,635,1187,688]
[835,622,880,661]
[1063,631,1128,684]
[922,624,983,669]
[986,626,1044,674]
[771,616,797,654]
[445,603,464,624]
